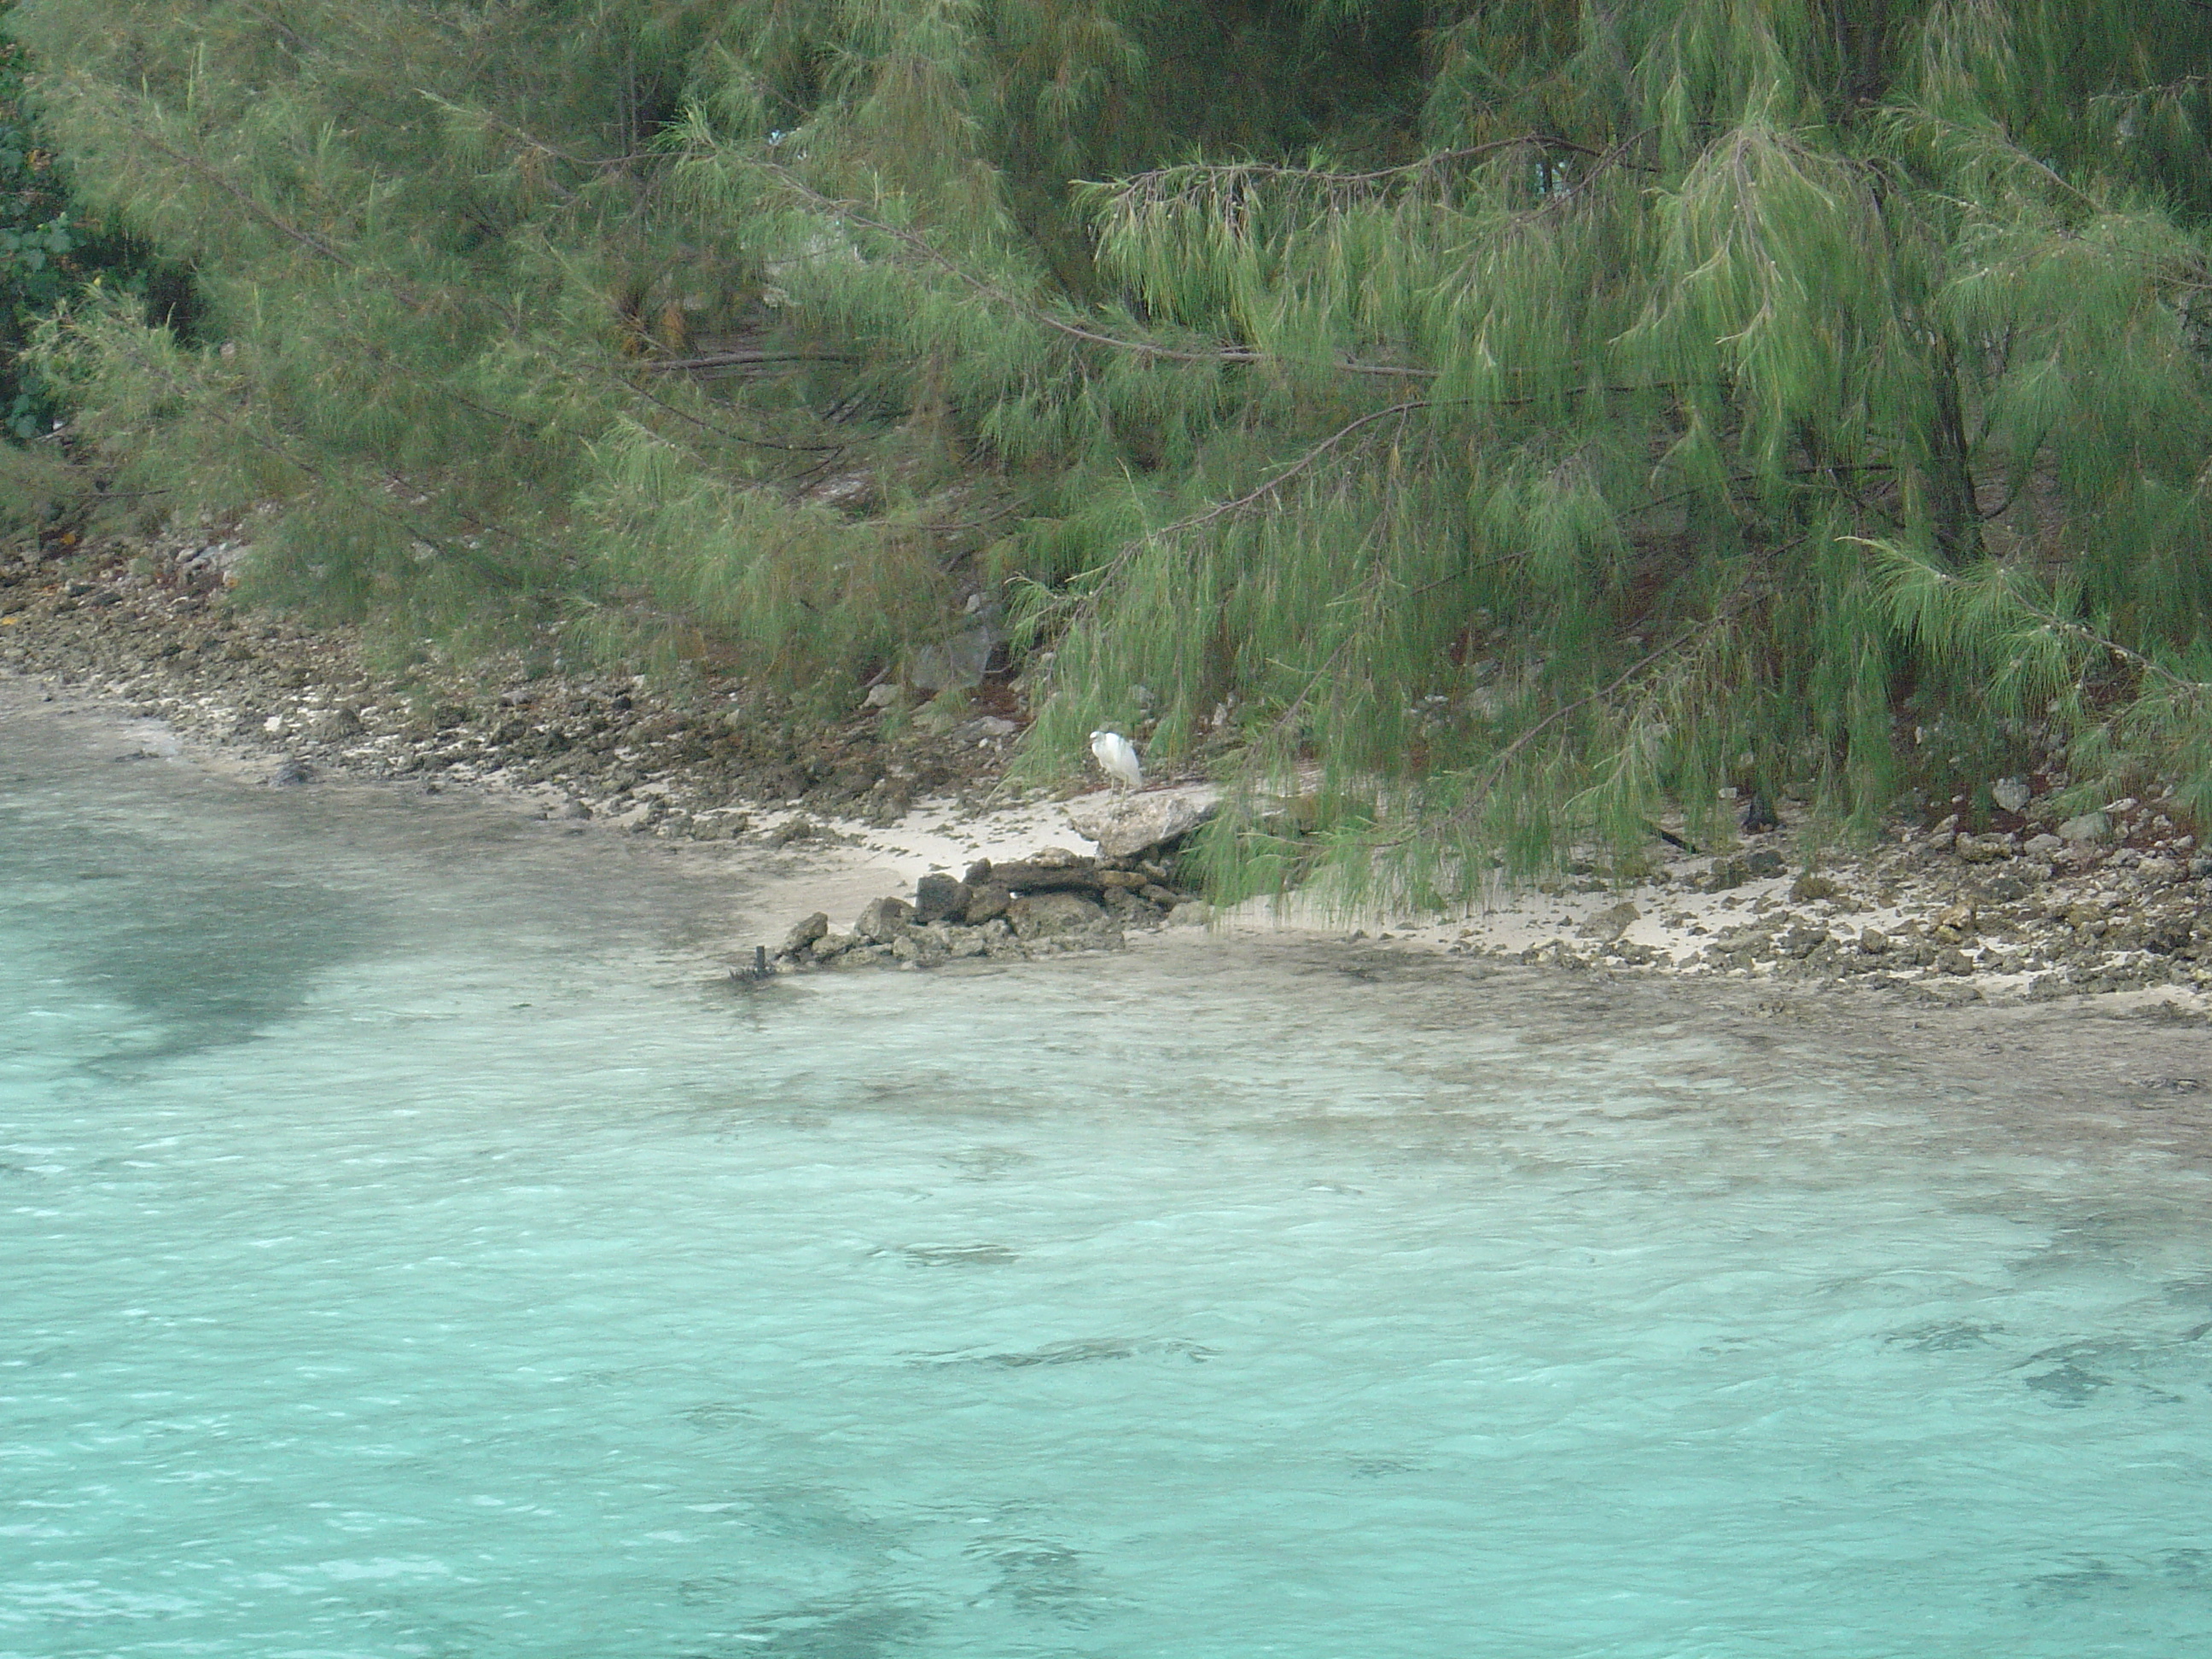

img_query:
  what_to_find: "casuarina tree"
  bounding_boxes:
[10,0,2211,899]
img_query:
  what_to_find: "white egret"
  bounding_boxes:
[1089,729,1144,792]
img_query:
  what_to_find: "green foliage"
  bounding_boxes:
[10,0,2212,901]
[0,3,152,444]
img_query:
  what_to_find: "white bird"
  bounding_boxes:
[1089,729,1144,793]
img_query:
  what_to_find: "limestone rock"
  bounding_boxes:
[1579,900,1640,940]
[1064,788,1218,859]
[767,815,822,847]
[1705,857,1750,892]
[962,884,1012,925]
[985,860,1103,895]
[855,896,914,942]
[1778,923,1830,959]
[892,930,947,967]
[1101,886,1167,921]
[1991,777,2032,813]
[2058,811,2111,843]
[1008,891,1107,940]
[912,873,972,924]
[940,925,990,960]
[781,911,830,956]
[905,611,1004,693]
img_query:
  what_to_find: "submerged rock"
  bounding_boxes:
[891,930,948,967]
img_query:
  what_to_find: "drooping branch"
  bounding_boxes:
[761,166,1440,381]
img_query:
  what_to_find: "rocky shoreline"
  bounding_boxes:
[1431,825,2212,1012]
[0,531,1023,837]
[4,534,2210,1014]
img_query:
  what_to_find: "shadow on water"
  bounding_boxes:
[68,869,365,1070]
[0,759,370,1071]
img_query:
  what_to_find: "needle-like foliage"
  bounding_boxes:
[7,0,2210,898]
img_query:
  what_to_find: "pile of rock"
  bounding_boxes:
[775,848,1191,969]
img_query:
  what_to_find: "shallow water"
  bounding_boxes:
[5,696,2212,1658]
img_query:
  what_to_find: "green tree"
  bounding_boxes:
[1,0,172,541]
[10,0,2212,899]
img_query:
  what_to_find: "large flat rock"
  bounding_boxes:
[1065,787,1218,859]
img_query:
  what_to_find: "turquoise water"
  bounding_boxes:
[5,697,2212,1658]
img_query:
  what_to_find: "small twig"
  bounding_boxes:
[1145,399,1433,539]
[1470,623,1711,792]
[625,379,848,456]
[131,128,351,267]
[1115,132,1645,196]
[637,349,857,372]
[1033,399,1430,626]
